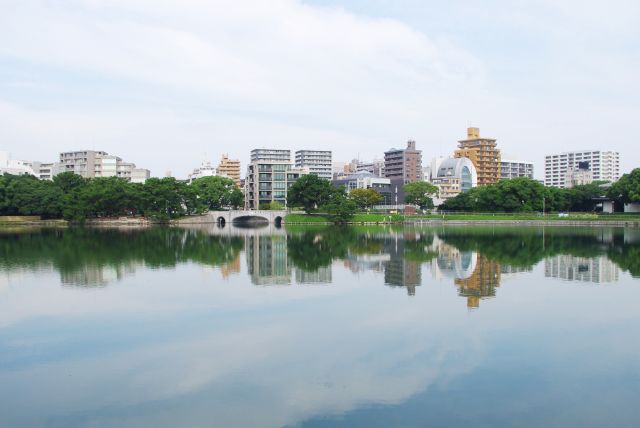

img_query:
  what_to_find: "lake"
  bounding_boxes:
[1,224,639,427]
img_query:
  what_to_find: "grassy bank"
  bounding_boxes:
[285,212,640,224]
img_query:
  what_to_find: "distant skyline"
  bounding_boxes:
[1,0,638,179]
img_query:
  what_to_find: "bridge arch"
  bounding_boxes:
[231,215,269,226]
[274,216,283,227]
[216,216,226,227]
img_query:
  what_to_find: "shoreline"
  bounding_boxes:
[1,217,639,228]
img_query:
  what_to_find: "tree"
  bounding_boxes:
[608,168,640,205]
[287,174,333,214]
[350,188,384,210]
[323,188,357,222]
[191,176,243,211]
[404,181,438,210]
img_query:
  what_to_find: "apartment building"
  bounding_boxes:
[544,150,620,188]
[454,127,500,186]
[332,172,393,205]
[251,149,291,163]
[217,154,241,187]
[384,140,422,183]
[356,159,385,177]
[295,150,332,180]
[500,159,534,180]
[245,149,308,209]
[59,150,149,182]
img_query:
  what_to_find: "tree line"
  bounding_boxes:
[0,172,243,222]
[441,170,640,212]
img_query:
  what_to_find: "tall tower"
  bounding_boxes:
[454,127,500,186]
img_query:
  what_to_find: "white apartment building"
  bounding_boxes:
[295,150,332,180]
[544,150,620,188]
[544,255,619,283]
[251,149,291,163]
[500,159,534,179]
[187,160,217,182]
[0,151,36,176]
[59,150,150,182]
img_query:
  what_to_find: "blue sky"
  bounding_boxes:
[0,0,638,178]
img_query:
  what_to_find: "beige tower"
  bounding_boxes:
[454,127,500,186]
[217,154,241,187]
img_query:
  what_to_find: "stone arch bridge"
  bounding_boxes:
[173,210,287,226]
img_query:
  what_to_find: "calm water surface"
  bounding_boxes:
[1,224,640,427]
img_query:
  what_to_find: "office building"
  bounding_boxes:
[454,127,501,186]
[500,159,534,179]
[295,150,332,180]
[544,150,620,188]
[245,150,308,209]
[430,157,478,206]
[217,154,241,187]
[384,140,422,184]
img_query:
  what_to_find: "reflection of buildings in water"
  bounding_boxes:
[343,253,390,274]
[245,235,292,285]
[430,237,477,280]
[220,255,241,279]
[60,263,137,287]
[429,238,502,309]
[383,235,421,296]
[295,266,332,285]
[544,255,619,283]
[454,255,501,309]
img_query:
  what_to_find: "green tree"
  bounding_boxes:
[608,168,640,205]
[287,174,333,214]
[404,181,438,210]
[350,188,384,210]
[191,176,243,211]
[323,188,357,222]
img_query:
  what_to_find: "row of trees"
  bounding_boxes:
[441,172,640,212]
[0,173,243,221]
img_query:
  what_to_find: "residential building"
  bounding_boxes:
[565,161,593,188]
[295,150,332,180]
[0,152,36,176]
[430,157,478,206]
[251,149,291,163]
[500,159,534,179]
[332,172,393,205]
[245,151,308,209]
[58,150,149,182]
[188,160,216,182]
[544,150,620,188]
[454,127,501,186]
[131,168,151,184]
[544,255,619,283]
[384,140,422,184]
[217,154,241,187]
[28,161,61,180]
[356,158,385,177]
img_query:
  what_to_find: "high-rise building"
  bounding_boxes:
[544,150,620,188]
[384,140,422,184]
[500,159,534,180]
[245,149,308,210]
[58,150,150,182]
[454,127,501,186]
[217,154,241,187]
[295,150,332,180]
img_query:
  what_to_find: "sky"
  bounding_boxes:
[0,0,638,179]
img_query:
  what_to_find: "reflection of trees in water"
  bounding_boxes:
[0,228,243,287]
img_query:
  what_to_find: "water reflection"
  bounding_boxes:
[1,225,638,305]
